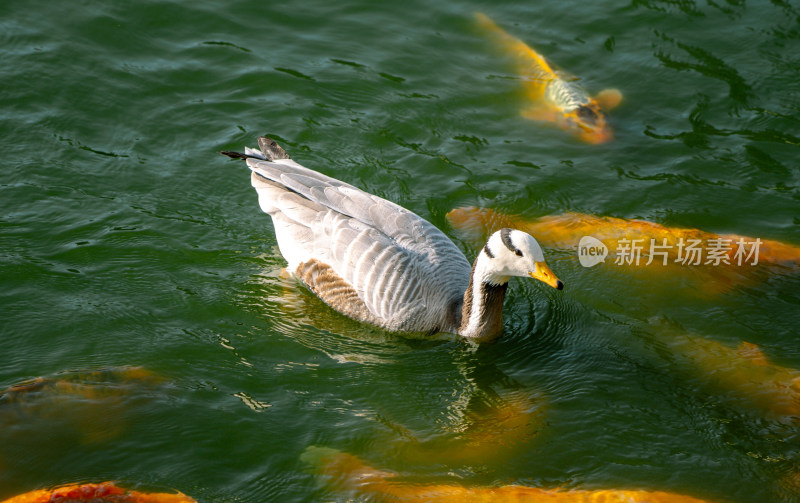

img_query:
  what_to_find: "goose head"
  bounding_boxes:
[479,228,564,290]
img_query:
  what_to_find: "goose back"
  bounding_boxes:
[245,155,472,333]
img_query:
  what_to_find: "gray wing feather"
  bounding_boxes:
[246,157,470,331]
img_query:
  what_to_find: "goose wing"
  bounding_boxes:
[244,154,471,332]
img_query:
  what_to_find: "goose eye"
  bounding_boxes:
[515,250,523,257]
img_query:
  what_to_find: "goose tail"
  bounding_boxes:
[221,136,291,162]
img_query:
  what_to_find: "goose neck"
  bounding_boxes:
[458,255,509,341]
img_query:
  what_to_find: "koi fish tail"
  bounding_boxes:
[474,12,515,43]
[474,12,557,82]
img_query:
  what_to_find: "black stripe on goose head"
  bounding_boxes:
[500,228,524,257]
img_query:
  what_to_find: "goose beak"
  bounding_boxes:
[530,261,564,290]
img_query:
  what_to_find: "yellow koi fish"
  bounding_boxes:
[1,482,196,503]
[302,447,716,503]
[391,389,546,466]
[447,207,800,268]
[665,335,800,421]
[474,13,622,144]
[447,207,800,297]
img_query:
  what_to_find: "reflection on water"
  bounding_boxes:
[239,263,449,364]
[654,31,753,108]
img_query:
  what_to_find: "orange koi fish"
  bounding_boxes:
[447,207,800,268]
[1,482,196,503]
[302,447,716,503]
[448,207,800,298]
[665,335,800,421]
[0,367,166,444]
[0,367,165,405]
[392,389,546,466]
[474,13,622,144]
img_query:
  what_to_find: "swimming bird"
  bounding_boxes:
[222,137,562,341]
[475,12,622,144]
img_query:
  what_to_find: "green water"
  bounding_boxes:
[1,0,799,501]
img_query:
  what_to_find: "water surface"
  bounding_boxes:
[1,0,799,501]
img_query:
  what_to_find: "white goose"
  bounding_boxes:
[222,137,563,341]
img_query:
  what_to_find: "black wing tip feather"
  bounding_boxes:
[220,136,291,162]
[220,150,251,160]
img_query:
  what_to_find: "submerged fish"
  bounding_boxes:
[0,367,164,406]
[665,335,800,421]
[0,482,196,503]
[302,447,716,502]
[449,207,800,419]
[474,13,622,144]
[447,206,800,298]
[448,207,800,269]
[391,389,546,466]
[0,366,166,444]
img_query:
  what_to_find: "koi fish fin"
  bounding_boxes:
[521,105,559,123]
[737,341,769,366]
[595,88,623,110]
